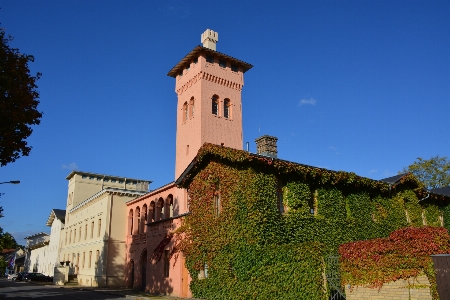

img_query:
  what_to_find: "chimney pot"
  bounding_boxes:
[201,29,218,51]
[255,135,278,158]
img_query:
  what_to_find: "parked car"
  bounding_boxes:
[8,272,24,281]
[22,273,53,282]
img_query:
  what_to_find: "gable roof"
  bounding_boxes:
[24,232,49,240]
[430,186,450,197]
[379,174,409,185]
[46,209,66,226]
[176,143,403,193]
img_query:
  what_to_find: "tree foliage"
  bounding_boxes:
[402,155,450,189]
[0,28,42,167]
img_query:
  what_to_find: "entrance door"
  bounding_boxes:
[181,255,189,297]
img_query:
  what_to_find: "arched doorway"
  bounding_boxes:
[140,249,147,291]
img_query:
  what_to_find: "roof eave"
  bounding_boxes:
[167,46,253,77]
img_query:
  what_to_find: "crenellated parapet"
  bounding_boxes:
[176,71,243,95]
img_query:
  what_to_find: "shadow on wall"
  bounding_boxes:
[24,250,31,272]
[145,256,174,295]
[95,233,126,287]
[124,246,174,295]
[173,195,180,217]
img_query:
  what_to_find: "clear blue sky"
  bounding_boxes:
[1,0,449,242]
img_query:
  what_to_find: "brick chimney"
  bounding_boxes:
[201,29,218,51]
[255,135,278,158]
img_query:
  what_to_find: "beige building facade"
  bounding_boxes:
[59,171,150,287]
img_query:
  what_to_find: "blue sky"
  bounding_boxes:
[1,0,449,242]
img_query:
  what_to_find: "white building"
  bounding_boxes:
[45,209,66,276]
[24,232,50,275]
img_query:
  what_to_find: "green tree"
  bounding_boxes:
[402,155,450,189]
[0,232,18,250]
[0,27,42,167]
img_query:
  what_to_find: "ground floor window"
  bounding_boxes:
[164,250,170,277]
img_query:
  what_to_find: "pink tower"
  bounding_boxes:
[168,29,253,179]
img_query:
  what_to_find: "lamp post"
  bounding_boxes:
[0,181,20,185]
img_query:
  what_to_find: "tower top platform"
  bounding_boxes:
[167,45,252,78]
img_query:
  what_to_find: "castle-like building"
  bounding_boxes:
[23,29,450,300]
[25,29,253,297]
[125,29,252,297]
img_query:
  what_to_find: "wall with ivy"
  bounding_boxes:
[175,144,449,300]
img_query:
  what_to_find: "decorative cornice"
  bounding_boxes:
[70,188,147,213]
[176,71,242,95]
[126,182,176,206]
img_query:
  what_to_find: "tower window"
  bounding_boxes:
[219,60,226,68]
[212,95,219,115]
[224,99,231,119]
[206,55,214,63]
[183,102,188,122]
[193,57,198,64]
[231,64,239,72]
[189,98,195,118]
[178,70,183,77]
[186,64,190,71]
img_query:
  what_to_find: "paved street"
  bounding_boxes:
[0,278,183,300]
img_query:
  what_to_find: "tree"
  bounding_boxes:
[0,232,18,250]
[402,155,450,190]
[0,28,42,167]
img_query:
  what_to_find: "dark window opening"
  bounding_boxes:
[164,250,170,277]
[231,64,239,72]
[212,96,219,115]
[224,99,230,118]
[219,60,226,68]
[206,55,214,63]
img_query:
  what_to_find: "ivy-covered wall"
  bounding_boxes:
[175,144,449,300]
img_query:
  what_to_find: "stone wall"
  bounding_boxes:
[345,275,432,300]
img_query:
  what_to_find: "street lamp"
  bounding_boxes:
[0,181,20,185]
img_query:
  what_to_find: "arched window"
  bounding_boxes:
[149,201,155,223]
[212,95,219,115]
[166,195,174,218]
[135,207,141,234]
[156,198,164,221]
[224,99,231,119]
[142,204,148,233]
[183,102,188,122]
[189,97,195,118]
[128,209,134,236]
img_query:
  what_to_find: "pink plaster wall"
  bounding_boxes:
[125,44,250,298]
[125,184,191,297]
[174,51,245,179]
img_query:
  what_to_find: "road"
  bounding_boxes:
[0,278,130,299]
